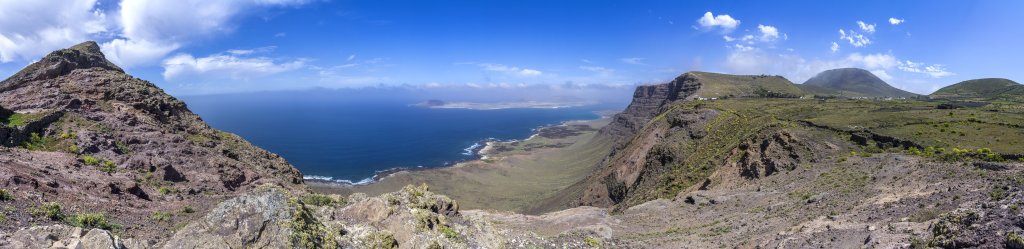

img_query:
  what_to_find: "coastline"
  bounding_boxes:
[303,110,615,187]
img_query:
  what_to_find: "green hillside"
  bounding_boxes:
[689,71,805,98]
[930,78,1021,99]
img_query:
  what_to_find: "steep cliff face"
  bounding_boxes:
[0,41,304,240]
[598,73,701,143]
[562,71,819,209]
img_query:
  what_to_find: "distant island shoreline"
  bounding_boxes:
[412,99,598,110]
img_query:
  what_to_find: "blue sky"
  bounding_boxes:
[1,0,1022,95]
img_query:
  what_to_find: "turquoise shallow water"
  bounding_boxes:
[182,94,609,184]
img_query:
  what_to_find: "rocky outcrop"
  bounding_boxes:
[0,41,304,240]
[163,187,293,248]
[598,73,700,143]
[3,224,145,249]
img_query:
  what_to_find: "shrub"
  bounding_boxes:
[30,202,64,221]
[1008,232,1024,249]
[438,225,459,240]
[182,206,195,214]
[81,155,100,165]
[158,187,174,195]
[70,213,117,230]
[151,211,172,222]
[0,189,12,201]
[98,160,116,173]
[584,236,602,247]
[991,187,1008,201]
[300,193,344,207]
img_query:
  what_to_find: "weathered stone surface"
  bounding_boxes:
[163,187,292,249]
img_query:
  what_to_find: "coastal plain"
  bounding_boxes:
[311,119,613,214]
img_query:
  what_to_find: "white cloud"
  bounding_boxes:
[830,42,840,53]
[477,63,543,77]
[579,65,613,73]
[106,0,311,67]
[0,0,314,66]
[723,35,736,42]
[347,54,356,61]
[757,25,783,42]
[0,0,110,62]
[621,57,646,65]
[696,11,740,32]
[857,21,876,33]
[226,46,275,55]
[871,70,893,80]
[733,44,755,52]
[898,60,954,77]
[839,29,871,47]
[162,52,305,80]
[889,18,905,25]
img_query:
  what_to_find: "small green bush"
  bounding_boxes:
[300,193,344,207]
[182,206,195,214]
[69,213,117,230]
[158,187,171,195]
[30,202,64,221]
[151,211,172,222]
[991,187,1008,201]
[0,189,12,201]
[99,160,116,173]
[439,225,459,240]
[82,155,100,165]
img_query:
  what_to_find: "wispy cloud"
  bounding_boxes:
[857,21,876,33]
[621,57,645,65]
[888,18,905,25]
[162,52,305,80]
[477,63,543,77]
[839,29,871,47]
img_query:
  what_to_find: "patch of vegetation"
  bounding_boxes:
[99,160,117,173]
[82,155,100,165]
[1,112,47,127]
[787,191,813,201]
[584,236,603,247]
[300,193,345,207]
[438,224,459,241]
[990,186,1008,201]
[115,141,132,154]
[30,202,65,221]
[706,226,732,237]
[288,200,338,249]
[181,206,195,214]
[158,186,176,195]
[69,213,118,230]
[151,211,172,222]
[1007,232,1024,249]
[365,230,398,249]
[0,212,6,223]
[0,189,12,201]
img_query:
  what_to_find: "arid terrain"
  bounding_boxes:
[1,42,1022,248]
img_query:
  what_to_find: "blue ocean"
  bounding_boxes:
[182,91,615,184]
